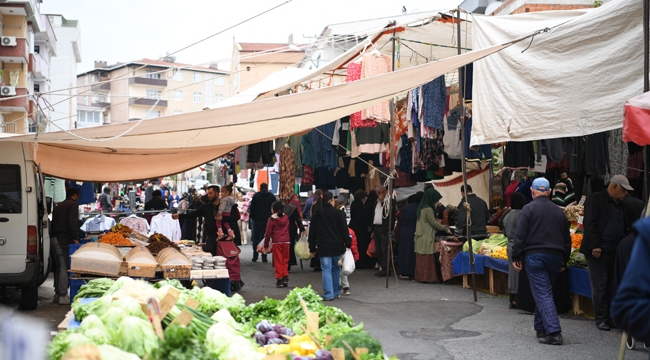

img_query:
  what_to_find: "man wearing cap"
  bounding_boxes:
[512,177,571,346]
[581,174,634,331]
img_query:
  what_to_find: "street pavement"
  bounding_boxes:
[0,244,646,360]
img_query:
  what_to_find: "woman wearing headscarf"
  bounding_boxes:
[502,192,526,309]
[399,192,424,280]
[349,190,373,269]
[414,189,452,283]
[309,190,325,271]
[282,197,306,272]
[308,191,351,300]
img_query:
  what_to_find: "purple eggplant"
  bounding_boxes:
[264,330,280,343]
[314,349,334,360]
[256,321,274,334]
[253,332,266,346]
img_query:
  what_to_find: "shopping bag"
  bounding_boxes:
[256,243,271,254]
[367,238,377,258]
[295,235,311,260]
[218,240,241,258]
[342,248,356,276]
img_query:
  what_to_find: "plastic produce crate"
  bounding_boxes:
[69,276,90,301]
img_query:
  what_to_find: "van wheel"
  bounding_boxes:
[20,287,38,310]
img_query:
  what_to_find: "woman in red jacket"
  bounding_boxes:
[260,201,291,288]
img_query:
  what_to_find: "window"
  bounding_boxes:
[174,90,183,101]
[28,119,36,133]
[215,94,223,103]
[84,76,88,85]
[84,96,89,105]
[173,71,183,82]
[246,66,251,71]
[34,84,40,92]
[146,89,162,99]
[0,164,22,214]
[77,110,101,124]
[93,73,99,82]
[215,76,224,86]
[146,69,161,79]
[144,110,161,119]
[34,45,40,54]
[193,92,202,103]
[174,110,183,115]
[193,72,201,83]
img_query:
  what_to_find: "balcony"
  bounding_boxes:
[0,87,29,112]
[91,101,110,108]
[33,52,49,80]
[129,97,167,107]
[0,38,29,64]
[90,81,110,92]
[128,77,167,87]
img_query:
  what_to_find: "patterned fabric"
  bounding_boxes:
[421,76,447,130]
[551,178,576,208]
[608,128,628,182]
[347,62,375,129]
[398,134,413,174]
[361,53,392,122]
[302,165,314,186]
[279,146,296,200]
[120,216,149,234]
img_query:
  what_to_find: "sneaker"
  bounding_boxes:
[334,294,341,299]
[282,277,288,287]
[536,330,546,338]
[276,279,284,288]
[58,295,71,305]
[342,288,351,296]
[322,297,334,301]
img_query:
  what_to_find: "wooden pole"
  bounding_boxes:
[386,21,397,287]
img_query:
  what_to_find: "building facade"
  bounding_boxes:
[460,0,593,15]
[230,41,304,94]
[76,58,229,126]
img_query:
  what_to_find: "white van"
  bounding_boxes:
[0,142,50,310]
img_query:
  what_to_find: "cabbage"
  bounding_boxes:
[98,307,127,336]
[109,297,147,319]
[97,344,141,360]
[195,287,245,316]
[113,316,159,357]
[210,308,242,332]
[47,332,94,360]
[205,323,263,360]
[105,276,134,295]
[72,295,112,322]
[111,279,158,304]
[78,315,110,344]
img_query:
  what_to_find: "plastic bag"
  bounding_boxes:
[294,235,311,260]
[256,243,271,254]
[342,249,355,276]
[367,238,376,258]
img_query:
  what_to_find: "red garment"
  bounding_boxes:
[504,180,519,207]
[348,228,359,261]
[272,243,290,279]
[291,195,303,219]
[347,61,376,129]
[302,165,314,186]
[263,214,290,248]
[623,92,650,146]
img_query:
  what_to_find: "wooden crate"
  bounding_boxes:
[572,293,594,316]
[488,269,510,296]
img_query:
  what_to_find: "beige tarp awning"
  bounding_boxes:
[0,39,520,182]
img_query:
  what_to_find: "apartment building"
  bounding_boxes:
[76,58,229,126]
[230,41,305,94]
[460,0,593,15]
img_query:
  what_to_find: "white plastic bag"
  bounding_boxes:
[342,248,355,276]
[295,235,311,260]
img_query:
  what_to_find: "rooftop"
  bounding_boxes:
[77,58,228,77]
[239,42,305,52]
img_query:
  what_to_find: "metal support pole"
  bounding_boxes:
[386,22,397,287]
[457,9,477,302]
[643,0,650,206]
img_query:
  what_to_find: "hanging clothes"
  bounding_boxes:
[44,177,66,203]
[312,122,338,171]
[150,212,181,241]
[504,180,519,207]
[361,52,392,122]
[397,134,413,174]
[279,146,296,200]
[608,128,628,180]
[337,116,351,156]
[356,123,390,154]
[584,131,610,175]
[247,141,274,164]
[120,215,150,234]
[80,214,116,233]
[536,138,565,163]
[301,165,314,186]
[364,161,382,193]
[314,167,337,190]
[464,117,492,160]
[421,76,447,130]
[552,177,576,208]
[301,134,317,168]
[504,141,535,169]
[69,181,96,205]
[346,61,375,129]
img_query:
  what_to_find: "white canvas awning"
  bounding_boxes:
[0,39,519,182]
[471,0,643,146]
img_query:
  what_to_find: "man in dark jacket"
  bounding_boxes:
[580,175,633,331]
[249,183,277,262]
[367,186,397,277]
[512,178,571,346]
[173,185,221,255]
[50,187,80,305]
[145,190,168,212]
[456,185,490,239]
[612,216,650,346]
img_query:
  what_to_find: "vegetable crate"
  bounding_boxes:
[69,276,90,301]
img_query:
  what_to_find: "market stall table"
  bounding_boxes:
[567,266,593,315]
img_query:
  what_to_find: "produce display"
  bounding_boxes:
[54,280,393,360]
[567,248,587,268]
[571,233,583,249]
[490,246,508,260]
[564,204,584,223]
[147,233,180,253]
[98,232,134,246]
[110,223,133,236]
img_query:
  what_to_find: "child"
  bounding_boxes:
[216,184,237,241]
[260,201,291,288]
[340,228,359,295]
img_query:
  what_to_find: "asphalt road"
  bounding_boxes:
[1,243,647,360]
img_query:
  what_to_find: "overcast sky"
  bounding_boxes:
[41,0,462,73]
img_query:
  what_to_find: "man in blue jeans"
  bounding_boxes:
[512,177,571,345]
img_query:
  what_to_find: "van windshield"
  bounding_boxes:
[0,165,22,213]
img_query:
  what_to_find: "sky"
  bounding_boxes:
[41,0,462,73]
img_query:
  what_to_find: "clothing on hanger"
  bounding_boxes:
[360,52,392,122]
[552,177,576,209]
[150,212,181,241]
[80,214,116,233]
[120,215,150,234]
